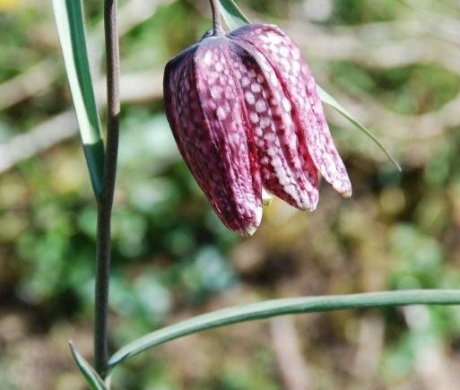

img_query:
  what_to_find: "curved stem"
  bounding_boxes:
[94,0,120,379]
[109,289,460,370]
[209,0,224,35]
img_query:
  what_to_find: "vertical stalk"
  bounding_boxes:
[94,0,120,379]
[209,0,224,35]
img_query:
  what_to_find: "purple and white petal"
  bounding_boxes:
[165,38,262,235]
[231,24,352,197]
[230,42,319,210]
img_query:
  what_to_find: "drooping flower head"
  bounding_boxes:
[163,7,351,236]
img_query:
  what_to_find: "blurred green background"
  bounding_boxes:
[1,0,460,389]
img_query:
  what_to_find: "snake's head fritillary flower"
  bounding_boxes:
[164,20,351,236]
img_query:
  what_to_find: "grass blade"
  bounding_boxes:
[317,86,401,171]
[52,0,105,199]
[109,289,460,370]
[69,341,109,390]
[217,0,400,170]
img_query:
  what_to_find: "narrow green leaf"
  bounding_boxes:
[317,86,402,171]
[69,341,109,390]
[109,289,460,370]
[216,0,400,170]
[218,0,250,30]
[52,0,105,199]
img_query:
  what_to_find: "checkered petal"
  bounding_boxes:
[231,24,352,197]
[229,42,319,210]
[164,38,262,236]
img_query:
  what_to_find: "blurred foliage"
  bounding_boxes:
[1,0,460,389]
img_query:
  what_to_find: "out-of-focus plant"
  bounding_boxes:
[51,0,460,388]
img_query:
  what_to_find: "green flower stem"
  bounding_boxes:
[109,289,460,370]
[94,0,120,379]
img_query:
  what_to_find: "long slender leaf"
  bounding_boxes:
[109,289,460,370]
[52,0,105,199]
[317,86,402,171]
[218,0,250,30]
[69,341,109,390]
[217,0,400,170]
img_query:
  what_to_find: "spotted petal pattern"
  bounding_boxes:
[231,24,352,197]
[164,38,262,235]
[164,24,351,235]
[230,43,319,210]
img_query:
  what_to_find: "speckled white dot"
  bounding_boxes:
[267,147,276,156]
[271,157,281,167]
[255,99,267,113]
[210,86,222,99]
[260,117,271,129]
[224,87,234,99]
[281,58,291,71]
[245,92,256,105]
[251,83,262,93]
[203,51,213,65]
[249,112,259,124]
[292,61,300,74]
[282,98,292,112]
[269,45,279,54]
[279,46,289,57]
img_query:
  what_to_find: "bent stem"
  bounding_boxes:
[209,0,224,35]
[94,0,120,379]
